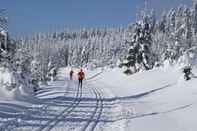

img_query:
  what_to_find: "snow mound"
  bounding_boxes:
[176,47,197,69]
[0,67,16,100]
[0,67,34,100]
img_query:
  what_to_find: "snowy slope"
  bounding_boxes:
[88,66,197,131]
[89,67,178,97]
[0,66,197,131]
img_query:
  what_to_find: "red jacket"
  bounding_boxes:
[78,71,85,80]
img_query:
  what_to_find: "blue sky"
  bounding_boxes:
[0,0,192,36]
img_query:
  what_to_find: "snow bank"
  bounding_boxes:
[89,67,181,97]
[86,65,197,131]
[0,67,34,101]
[0,67,16,99]
[176,47,197,69]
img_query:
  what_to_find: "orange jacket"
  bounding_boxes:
[78,71,85,80]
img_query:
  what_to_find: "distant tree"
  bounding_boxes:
[192,1,197,34]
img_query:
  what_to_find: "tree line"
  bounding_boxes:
[1,2,197,92]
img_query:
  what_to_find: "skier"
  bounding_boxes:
[70,69,74,80]
[78,69,85,88]
[183,66,192,81]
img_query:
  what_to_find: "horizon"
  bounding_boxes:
[0,0,192,37]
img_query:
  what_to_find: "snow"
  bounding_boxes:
[0,30,7,37]
[90,67,179,97]
[0,67,16,99]
[2,1,197,130]
[0,67,36,102]
[125,73,197,131]
[0,65,197,130]
[85,66,197,131]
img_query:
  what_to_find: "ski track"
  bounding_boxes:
[35,71,104,131]
[0,94,61,130]
[1,70,183,131]
[36,84,82,131]
[80,86,103,131]
[0,81,83,131]
[86,71,103,81]
[89,87,103,131]
[0,80,72,130]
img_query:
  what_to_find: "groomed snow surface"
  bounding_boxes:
[0,66,197,131]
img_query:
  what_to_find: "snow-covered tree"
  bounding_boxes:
[192,1,197,34]
[121,11,154,74]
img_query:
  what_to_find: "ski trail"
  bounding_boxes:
[46,86,82,131]
[36,84,82,131]
[88,87,103,131]
[80,87,99,131]
[80,86,103,131]
[41,70,104,131]
[86,71,103,81]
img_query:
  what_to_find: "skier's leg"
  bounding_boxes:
[78,79,80,87]
[79,80,81,88]
[81,80,83,88]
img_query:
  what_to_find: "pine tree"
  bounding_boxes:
[158,12,167,33]
[193,1,197,34]
[121,13,154,74]
[184,7,192,48]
